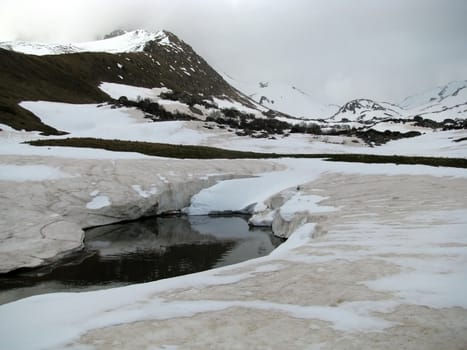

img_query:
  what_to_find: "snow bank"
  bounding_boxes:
[188,158,467,216]
[19,101,207,145]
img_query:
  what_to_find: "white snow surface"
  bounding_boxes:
[0,164,73,182]
[19,101,206,145]
[86,195,111,210]
[0,29,172,56]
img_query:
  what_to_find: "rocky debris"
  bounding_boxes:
[413,115,467,130]
[205,108,291,136]
[353,129,422,146]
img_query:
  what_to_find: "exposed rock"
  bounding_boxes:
[104,29,126,39]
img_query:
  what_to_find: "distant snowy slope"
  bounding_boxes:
[0,30,178,56]
[327,81,467,123]
[400,80,467,109]
[400,80,467,121]
[222,74,338,118]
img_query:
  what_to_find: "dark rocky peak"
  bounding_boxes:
[104,29,126,39]
[337,99,385,114]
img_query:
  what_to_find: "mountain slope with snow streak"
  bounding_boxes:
[401,80,467,122]
[400,80,467,109]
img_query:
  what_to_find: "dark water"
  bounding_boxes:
[0,215,281,305]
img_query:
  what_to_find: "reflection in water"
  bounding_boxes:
[0,216,282,304]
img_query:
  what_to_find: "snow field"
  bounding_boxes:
[12,98,467,159]
[1,160,466,349]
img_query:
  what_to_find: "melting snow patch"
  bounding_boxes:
[86,195,111,210]
[365,271,467,309]
[249,209,276,227]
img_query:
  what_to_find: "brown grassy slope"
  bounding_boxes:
[0,49,114,134]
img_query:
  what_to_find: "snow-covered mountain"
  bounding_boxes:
[222,74,338,119]
[0,29,181,56]
[328,99,404,123]
[223,71,467,126]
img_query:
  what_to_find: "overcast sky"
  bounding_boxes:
[1,0,466,104]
